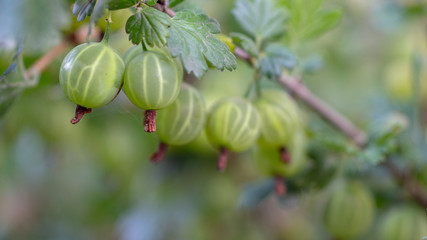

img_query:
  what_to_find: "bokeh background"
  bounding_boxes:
[0,0,426,239]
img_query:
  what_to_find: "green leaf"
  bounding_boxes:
[169,0,184,8]
[90,0,107,24]
[281,0,342,42]
[167,10,237,78]
[259,43,297,78]
[300,9,342,40]
[230,32,258,57]
[146,0,157,6]
[0,46,26,117]
[73,0,96,22]
[108,0,139,10]
[125,7,171,47]
[233,0,287,41]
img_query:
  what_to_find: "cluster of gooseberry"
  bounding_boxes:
[58,18,305,193]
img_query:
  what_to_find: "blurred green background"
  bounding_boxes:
[0,0,427,239]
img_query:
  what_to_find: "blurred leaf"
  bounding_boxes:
[169,0,184,8]
[91,0,108,24]
[238,179,274,208]
[125,7,171,46]
[73,0,96,22]
[301,55,324,74]
[301,9,341,40]
[281,0,342,42]
[167,10,237,78]
[230,32,258,57]
[233,0,287,41]
[0,0,68,54]
[108,0,138,10]
[0,46,26,117]
[259,43,297,78]
[147,0,157,6]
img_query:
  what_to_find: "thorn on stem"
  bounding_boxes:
[150,142,168,163]
[274,176,286,196]
[144,110,157,132]
[280,146,291,164]
[217,147,229,172]
[70,105,91,124]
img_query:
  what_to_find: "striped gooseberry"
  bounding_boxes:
[59,42,125,124]
[377,205,427,240]
[253,89,301,163]
[150,82,206,162]
[205,97,261,172]
[122,45,183,77]
[123,48,183,132]
[323,180,375,239]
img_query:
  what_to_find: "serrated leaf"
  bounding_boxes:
[73,0,96,22]
[167,10,237,78]
[230,32,258,57]
[233,0,287,41]
[259,43,297,78]
[147,0,157,6]
[125,7,171,47]
[108,0,138,10]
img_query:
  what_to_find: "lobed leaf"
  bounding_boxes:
[125,7,172,47]
[230,32,258,57]
[167,10,237,78]
[233,0,287,42]
[259,43,297,78]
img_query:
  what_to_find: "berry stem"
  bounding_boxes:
[274,176,286,196]
[70,105,91,124]
[280,147,291,164]
[150,142,168,163]
[217,147,229,172]
[144,110,157,132]
[101,11,112,45]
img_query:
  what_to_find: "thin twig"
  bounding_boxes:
[25,40,70,79]
[278,75,367,146]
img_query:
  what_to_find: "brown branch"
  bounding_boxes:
[25,40,70,79]
[278,75,367,147]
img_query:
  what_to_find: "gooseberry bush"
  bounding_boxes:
[1,0,427,239]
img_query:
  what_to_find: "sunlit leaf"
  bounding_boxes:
[167,10,237,78]
[125,7,171,46]
[233,0,287,41]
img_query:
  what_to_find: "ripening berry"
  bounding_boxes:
[59,42,125,124]
[254,129,307,178]
[323,180,375,239]
[377,205,427,240]
[205,97,261,171]
[123,49,183,132]
[150,83,206,162]
[254,89,300,148]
